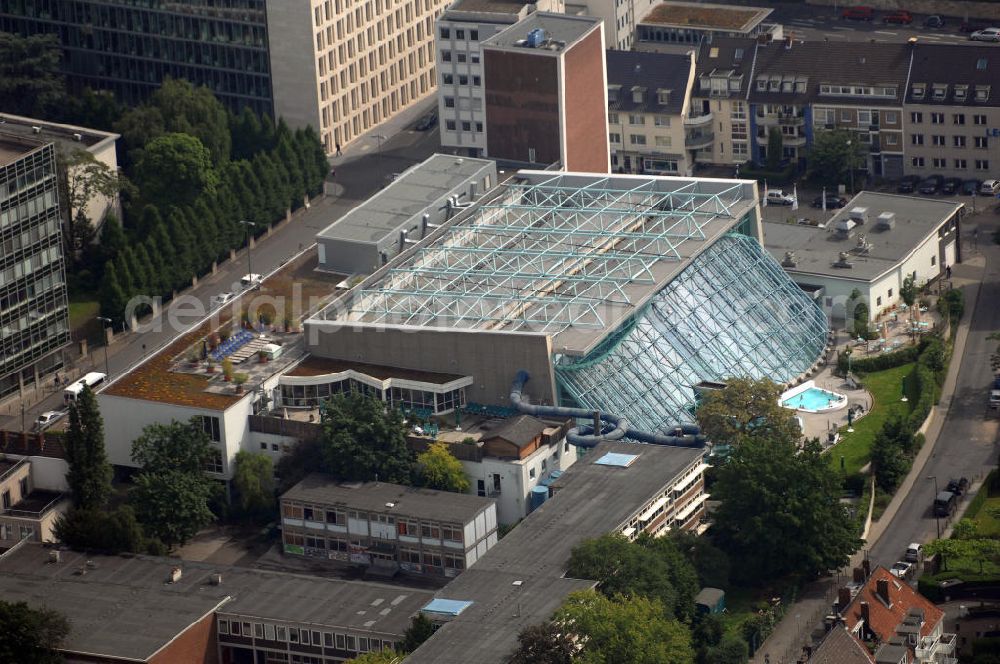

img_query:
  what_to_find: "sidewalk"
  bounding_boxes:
[750,254,986,664]
[330,92,438,167]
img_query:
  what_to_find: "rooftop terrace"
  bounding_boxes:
[0,113,118,152]
[639,1,772,32]
[482,12,601,52]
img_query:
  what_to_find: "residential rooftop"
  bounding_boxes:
[907,43,1000,106]
[0,112,118,153]
[606,50,694,117]
[481,12,601,52]
[446,0,536,15]
[763,192,962,282]
[282,474,496,524]
[694,37,757,98]
[407,441,703,663]
[314,171,759,357]
[0,544,433,660]
[639,0,772,32]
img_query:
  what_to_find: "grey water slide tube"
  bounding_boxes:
[509,371,706,449]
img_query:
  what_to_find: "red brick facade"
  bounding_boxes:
[484,50,561,165]
[149,611,218,664]
[561,28,609,173]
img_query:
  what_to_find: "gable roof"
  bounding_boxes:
[483,414,548,447]
[842,567,944,644]
[907,43,1000,107]
[606,50,693,116]
[810,624,876,664]
[693,37,757,99]
[749,40,911,106]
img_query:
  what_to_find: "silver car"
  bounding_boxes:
[971,27,1000,41]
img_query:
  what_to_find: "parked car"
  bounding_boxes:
[946,477,970,496]
[811,194,847,209]
[918,175,944,194]
[415,112,438,131]
[897,175,921,193]
[890,561,914,579]
[34,410,65,431]
[766,190,796,206]
[934,490,958,517]
[842,5,875,20]
[980,179,1000,195]
[210,291,235,307]
[923,15,945,28]
[971,27,1000,41]
[961,21,989,33]
[941,177,963,195]
[962,179,982,195]
[884,10,912,23]
[240,273,263,287]
[904,542,922,562]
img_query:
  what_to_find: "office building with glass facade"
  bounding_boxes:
[0,135,70,400]
[307,170,830,433]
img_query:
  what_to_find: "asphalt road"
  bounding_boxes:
[0,114,443,431]
[868,211,1000,569]
[767,2,998,45]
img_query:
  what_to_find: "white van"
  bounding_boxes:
[63,372,107,403]
[979,179,1000,195]
[240,273,263,287]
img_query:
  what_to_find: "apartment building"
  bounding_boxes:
[482,13,609,171]
[606,50,696,175]
[436,0,565,157]
[0,134,70,401]
[0,456,68,547]
[280,475,498,578]
[0,0,273,118]
[690,38,754,167]
[904,44,1000,180]
[749,40,910,178]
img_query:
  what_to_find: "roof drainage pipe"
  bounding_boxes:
[509,371,706,449]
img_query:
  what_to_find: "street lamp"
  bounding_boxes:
[239,220,256,287]
[96,316,112,377]
[846,139,856,194]
[928,476,941,538]
[372,133,387,185]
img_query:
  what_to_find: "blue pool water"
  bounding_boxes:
[782,387,844,411]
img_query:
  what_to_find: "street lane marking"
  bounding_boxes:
[832,26,853,31]
[875,30,898,35]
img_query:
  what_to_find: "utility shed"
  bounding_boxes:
[316,153,496,275]
[695,587,726,614]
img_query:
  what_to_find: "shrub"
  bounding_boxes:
[837,345,919,375]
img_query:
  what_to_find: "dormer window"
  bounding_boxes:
[607,85,621,102]
[631,86,645,104]
[912,84,925,99]
[955,85,968,101]
[768,78,780,91]
[976,85,991,101]
[756,77,767,91]
[699,76,710,90]
[932,85,947,100]
[657,89,671,105]
[794,80,807,93]
[781,80,793,92]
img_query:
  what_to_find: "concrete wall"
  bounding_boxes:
[266,1,322,136]
[306,323,558,407]
[562,26,610,173]
[807,0,1000,20]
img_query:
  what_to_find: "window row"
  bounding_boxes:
[910,157,989,170]
[217,618,400,654]
[439,27,479,40]
[283,504,465,542]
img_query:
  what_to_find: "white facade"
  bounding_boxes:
[570,0,658,50]
[460,436,578,525]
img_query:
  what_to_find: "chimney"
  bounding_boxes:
[169,567,183,583]
[862,559,871,580]
[838,587,851,610]
[860,601,870,626]
[853,567,865,583]
[876,578,891,605]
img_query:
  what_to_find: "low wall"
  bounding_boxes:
[805,0,1000,21]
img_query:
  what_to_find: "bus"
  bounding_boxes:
[63,372,107,404]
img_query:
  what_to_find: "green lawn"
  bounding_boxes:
[971,496,1000,538]
[68,297,99,332]
[827,364,917,476]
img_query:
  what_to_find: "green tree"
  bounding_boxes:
[0,32,66,118]
[711,437,861,580]
[133,243,161,300]
[871,425,909,492]
[231,106,264,160]
[134,133,218,210]
[149,220,179,291]
[403,613,435,652]
[64,385,113,510]
[348,650,406,664]
[55,505,144,553]
[672,531,731,590]
[59,148,132,231]
[415,442,470,493]
[900,274,917,308]
[952,518,979,540]
[807,129,864,188]
[553,590,694,664]
[166,208,196,283]
[510,621,575,664]
[150,78,231,163]
[0,599,70,664]
[62,87,124,132]
[136,203,163,237]
[275,438,326,492]
[705,634,749,664]
[232,451,275,520]
[252,152,289,221]
[122,246,150,299]
[320,393,414,483]
[765,127,783,171]
[695,377,801,448]
[98,261,129,324]
[129,419,218,546]
[853,300,872,339]
[100,213,127,258]
[297,125,332,195]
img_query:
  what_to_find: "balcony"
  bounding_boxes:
[777,113,805,127]
[685,131,714,149]
[3,490,65,519]
[755,133,805,147]
[684,112,713,127]
[915,633,956,663]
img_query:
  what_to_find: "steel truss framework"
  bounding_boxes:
[346,175,749,333]
[555,233,830,433]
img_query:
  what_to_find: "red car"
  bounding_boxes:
[883,10,912,24]
[842,5,875,20]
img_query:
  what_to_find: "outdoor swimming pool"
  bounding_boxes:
[780,380,848,414]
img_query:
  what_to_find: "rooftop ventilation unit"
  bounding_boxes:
[526,28,546,48]
[833,218,856,239]
[833,251,854,269]
[31,125,42,134]
[781,251,797,268]
[848,207,869,225]
[876,211,896,230]
[72,133,83,141]
[854,234,872,254]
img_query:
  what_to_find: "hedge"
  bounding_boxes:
[837,344,920,375]
[966,470,999,520]
[738,162,797,185]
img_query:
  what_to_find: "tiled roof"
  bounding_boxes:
[810,624,875,664]
[749,40,911,106]
[907,43,1000,107]
[483,414,547,447]
[842,567,944,644]
[607,50,693,116]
